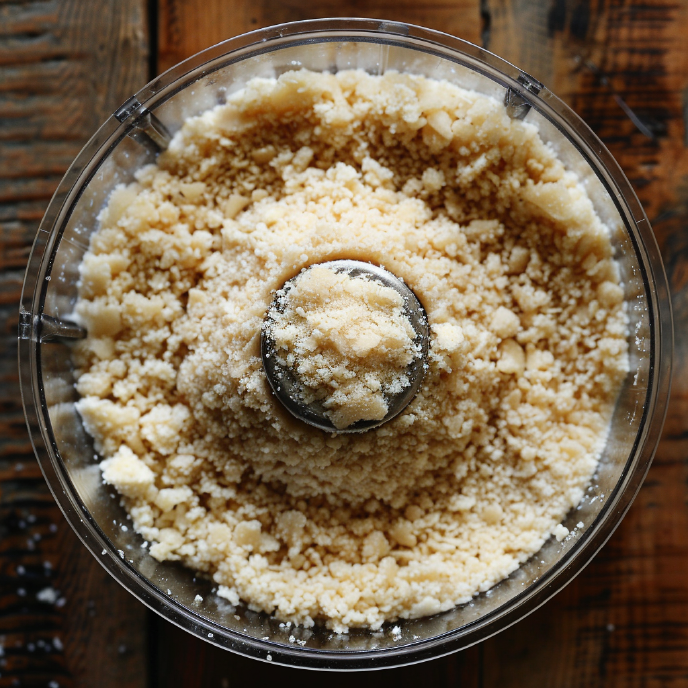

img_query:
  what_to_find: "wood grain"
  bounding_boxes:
[4,0,687,684]
[153,620,482,687]
[482,0,688,686]
[152,1,688,686]
[157,0,482,73]
[0,1,150,686]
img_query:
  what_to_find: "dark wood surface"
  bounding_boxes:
[0,2,150,687]
[2,0,687,686]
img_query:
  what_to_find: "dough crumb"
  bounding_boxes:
[267,265,418,429]
[554,524,570,542]
[73,69,628,633]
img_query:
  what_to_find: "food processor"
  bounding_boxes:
[19,18,672,670]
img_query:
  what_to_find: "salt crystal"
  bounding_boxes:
[37,587,59,604]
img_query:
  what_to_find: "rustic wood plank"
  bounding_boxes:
[157,0,482,73]
[154,1,485,684]
[0,141,82,178]
[0,0,150,686]
[482,0,688,686]
[154,0,688,684]
[154,619,482,687]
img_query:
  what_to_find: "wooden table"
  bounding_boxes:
[2,1,687,685]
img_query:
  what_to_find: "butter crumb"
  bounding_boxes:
[74,69,628,633]
[268,266,418,429]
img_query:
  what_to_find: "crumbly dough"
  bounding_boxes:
[266,265,419,429]
[73,69,628,632]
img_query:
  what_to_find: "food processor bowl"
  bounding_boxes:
[19,18,672,670]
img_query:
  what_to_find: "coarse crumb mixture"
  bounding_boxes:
[266,264,420,429]
[73,69,629,632]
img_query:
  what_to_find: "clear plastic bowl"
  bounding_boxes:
[19,18,672,670]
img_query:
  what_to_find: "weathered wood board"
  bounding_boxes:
[2,0,687,685]
[483,1,688,685]
[152,1,688,686]
[0,1,150,686]
[157,0,482,73]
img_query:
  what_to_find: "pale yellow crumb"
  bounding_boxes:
[268,265,418,429]
[73,69,628,632]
